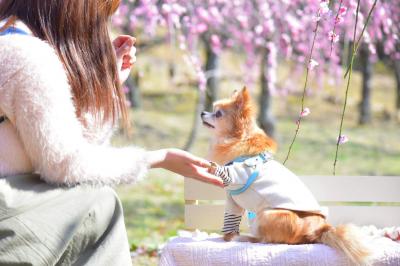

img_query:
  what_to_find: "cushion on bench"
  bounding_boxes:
[160,233,400,266]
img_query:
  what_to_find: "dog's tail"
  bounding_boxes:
[318,224,371,265]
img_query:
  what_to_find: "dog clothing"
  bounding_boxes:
[213,152,328,234]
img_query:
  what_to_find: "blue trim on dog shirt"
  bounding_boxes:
[247,211,257,220]
[227,151,272,196]
[229,170,259,196]
[0,27,28,36]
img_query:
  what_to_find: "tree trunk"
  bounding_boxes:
[394,58,400,120]
[183,89,206,151]
[359,44,372,124]
[258,45,276,138]
[204,42,220,111]
[126,72,142,109]
[168,62,176,81]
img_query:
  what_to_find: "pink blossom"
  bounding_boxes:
[197,7,210,22]
[255,25,264,35]
[339,6,347,16]
[122,86,130,94]
[313,15,321,22]
[308,59,319,70]
[335,16,344,24]
[329,31,340,43]
[319,1,330,14]
[300,107,311,117]
[161,4,172,14]
[338,135,349,145]
[194,23,208,33]
[210,34,222,53]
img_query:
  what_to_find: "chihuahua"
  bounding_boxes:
[201,87,371,265]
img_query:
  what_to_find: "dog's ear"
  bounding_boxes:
[231,89,239,99]
[235,86,251,107]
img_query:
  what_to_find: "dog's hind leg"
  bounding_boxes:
[256,209,303,244]
[256,209,327,244]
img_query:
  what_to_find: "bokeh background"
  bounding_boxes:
[110,1,400,264]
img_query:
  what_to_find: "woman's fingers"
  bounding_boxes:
[113,35,136,49]
[186,154,212,169]
[191,165,223,187]
[192,172,224,187]
[114,36,136,59]
[119,45,136,71]
[129,46,137,59]
[116,43,132,59]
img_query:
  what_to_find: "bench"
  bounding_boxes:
[160,176,400,265]
[185,176,400,230]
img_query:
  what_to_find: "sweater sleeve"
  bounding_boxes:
[214,166,232,187]
[212,164,245,233]
[222,193,244,234]
[1,35,149,185]
[213,165,243,186]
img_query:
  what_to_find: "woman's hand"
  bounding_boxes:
[113,35,136,84]
[145,149,223,187]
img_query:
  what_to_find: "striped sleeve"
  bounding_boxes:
[222,212,242,234]
[215,166,232,187]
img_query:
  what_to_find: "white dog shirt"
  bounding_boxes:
[213,153,328,234]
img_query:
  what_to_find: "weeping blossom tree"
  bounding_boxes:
[113,0,394,171]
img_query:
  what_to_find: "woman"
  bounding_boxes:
[0,0,222,265]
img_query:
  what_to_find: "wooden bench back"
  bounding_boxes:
[185,176,400,230]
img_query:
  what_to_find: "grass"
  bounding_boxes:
[111,45,400,265]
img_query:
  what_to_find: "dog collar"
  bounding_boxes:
[225,151,273,166]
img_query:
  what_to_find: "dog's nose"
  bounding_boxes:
[201,111,206,117]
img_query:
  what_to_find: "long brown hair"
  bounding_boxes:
[0,0,128,128]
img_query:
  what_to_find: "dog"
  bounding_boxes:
[201,87,371,265]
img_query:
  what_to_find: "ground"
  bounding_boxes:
[110,46,400,265]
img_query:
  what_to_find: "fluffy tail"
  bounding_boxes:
[319,224,371,265]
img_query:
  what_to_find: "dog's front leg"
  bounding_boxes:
[223,232,239,241]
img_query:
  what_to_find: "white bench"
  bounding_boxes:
[160,176,400,266]
[184,176,400,230]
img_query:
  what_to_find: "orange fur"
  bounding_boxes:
[205,87,371,265]
[207,87,277,164]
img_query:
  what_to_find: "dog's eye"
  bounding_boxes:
[215,110,223,118]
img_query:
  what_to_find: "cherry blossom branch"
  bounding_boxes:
[283,3,326,165]
[343,0,378,78]
[329,0,344,57]
[333,0,378,175]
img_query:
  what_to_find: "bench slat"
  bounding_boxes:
[185,176,400,202]
[185,204,400,230]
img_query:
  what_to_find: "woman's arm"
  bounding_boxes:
[146,149,223,187]
[2,35,221,186]
[112,35,222,187]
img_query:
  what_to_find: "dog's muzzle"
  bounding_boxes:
[201,111,215,128]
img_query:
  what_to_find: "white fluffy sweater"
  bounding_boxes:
[0,33,149,185]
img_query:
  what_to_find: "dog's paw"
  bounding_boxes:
[232,235,260,243]
[223,232,239,242]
